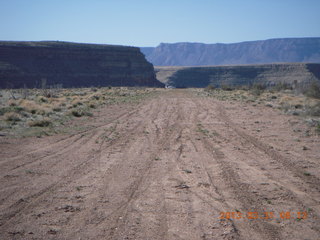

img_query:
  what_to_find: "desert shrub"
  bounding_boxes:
[19,100,40,113]
[71,110,82,117]
[35,108,46,115]
[205,85,215,91]
[70,109,93,117]
[8,99,18,106]
[221,84,234,91]
[306,102,320,116]
[89,103,96,108]
[74,91,87,96]
[0,108,6,116]
[41,88,59,98]
[53,107,62,112]
[18,86,29,99]
[0,106,25,116]
[20,111,30,117]
[272,82,292,91]
[37,96,48,103]
[304,81,320,99]
[316,122,320,134]
[28,118,52,127]
[91,95,100,100]
[14,106,25,112]
[250,83,267,96]
[253,83,267,90]
[72,101,83,108]
[235,85,250,91]
[4,112,21,122]
[251,88,262,96]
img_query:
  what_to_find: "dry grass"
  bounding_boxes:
[7,99,19,106]
[279,95,304,107]
[0,87,158,137]
[199,86,320,134]
[28,118,52,127]
[4,112,21,122]
[19,99,51,115]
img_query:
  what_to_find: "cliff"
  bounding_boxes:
[0,41,164,88]
[141,38,320,66]
[155,63,320,88]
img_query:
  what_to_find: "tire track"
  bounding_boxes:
[102,98,176,240]
[192,99,282,240]
[0,99,155,232]
[0,105,141,168]
[216,102,320,193]
[1,89,319,240]
[194,96,320,239]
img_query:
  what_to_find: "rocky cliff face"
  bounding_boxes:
[155,63,320,88]
[0,41,164,88]
[141,38,320,66]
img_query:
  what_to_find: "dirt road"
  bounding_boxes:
[1,89,319,239]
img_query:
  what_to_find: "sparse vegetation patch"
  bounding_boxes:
[199,82,320,134]
[0,87,158,137]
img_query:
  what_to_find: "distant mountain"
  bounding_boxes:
[141,38,320,66]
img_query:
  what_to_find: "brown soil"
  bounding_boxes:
[0,89,319,240]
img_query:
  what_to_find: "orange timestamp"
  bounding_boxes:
[219,211,308,220]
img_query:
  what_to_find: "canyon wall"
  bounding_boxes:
[0,41,164,88]
[155,63,320,88]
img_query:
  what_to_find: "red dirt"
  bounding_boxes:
[0,89,319,239]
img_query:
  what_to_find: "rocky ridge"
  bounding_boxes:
[155,63,320,88]
[141,38,320,66]
[0,41,164,88]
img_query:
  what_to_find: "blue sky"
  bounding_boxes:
[0,0,319,46]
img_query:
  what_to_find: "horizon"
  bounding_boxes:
[146,36,320,47]
[1,0,320,47]
[1,36,320,48]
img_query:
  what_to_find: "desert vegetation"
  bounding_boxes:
[0,87,158,137]
[203,81,320,134]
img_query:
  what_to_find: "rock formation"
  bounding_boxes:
[155,63,320,88]
[0,41,164,88]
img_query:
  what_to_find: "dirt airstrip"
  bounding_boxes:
[0,89,319,240]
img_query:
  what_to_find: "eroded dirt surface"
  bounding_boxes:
[0,89,319,240]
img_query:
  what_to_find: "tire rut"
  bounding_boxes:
[216,103,320,192]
